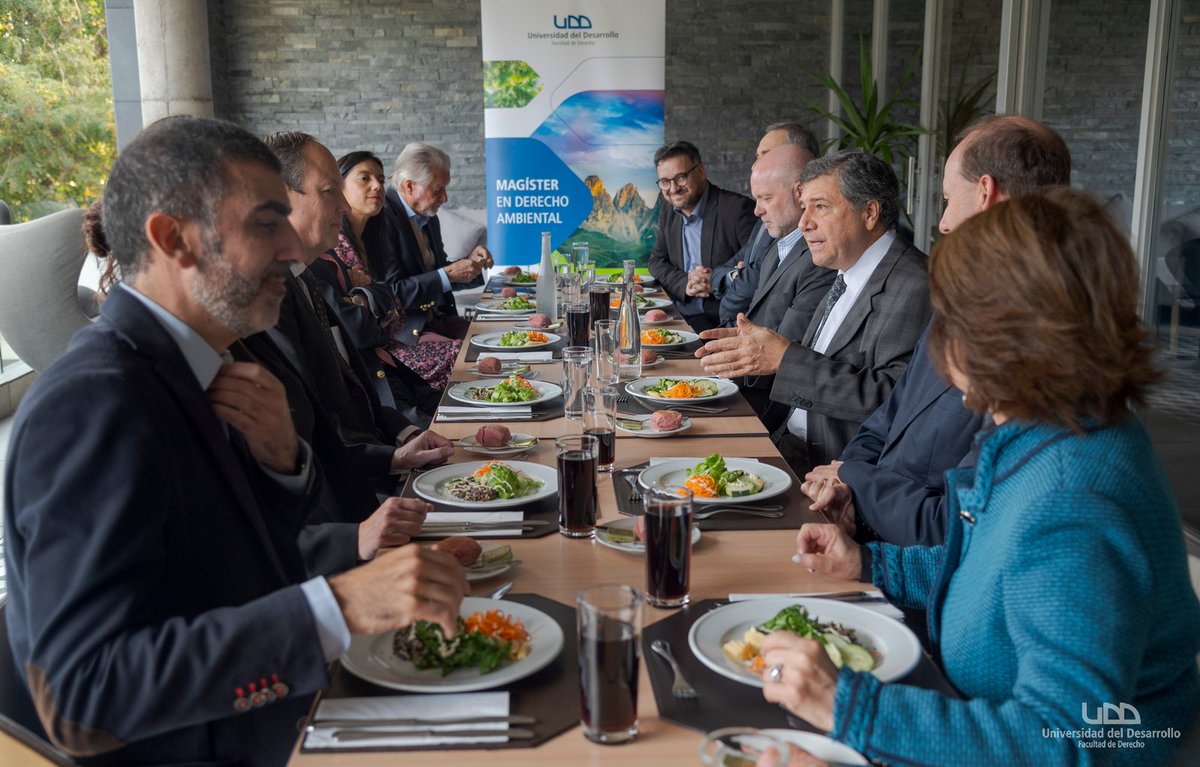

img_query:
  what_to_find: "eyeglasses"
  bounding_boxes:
[656,163,700,190]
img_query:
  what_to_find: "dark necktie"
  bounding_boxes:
[300,271,359,382]
[811,275,847,346]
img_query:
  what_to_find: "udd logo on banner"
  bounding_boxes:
[1082,702,1141,726]
[553,14,591,29]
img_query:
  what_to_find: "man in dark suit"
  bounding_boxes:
[697,150,931,474]
[2,116,467,767]
[802,116,1072,546]
[250,132,457,574]
[372,141,490,343]
[711,121,826,322]
[646,140,756,331]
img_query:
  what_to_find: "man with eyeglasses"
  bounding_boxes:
[647,141,756,331]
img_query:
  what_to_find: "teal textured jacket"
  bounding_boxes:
[835,417,1200,765]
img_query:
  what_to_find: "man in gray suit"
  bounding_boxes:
[697,150,930,473]
[734,143,836,430]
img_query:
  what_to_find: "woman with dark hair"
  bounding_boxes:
[757,188,1200,766]
[308,150,460,392]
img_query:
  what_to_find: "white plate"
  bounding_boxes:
[340,597,564,693]
[412,460,557,509]
[626,375,738,403]
[761,730,869,766]
[471,331,561,350]
[458,433,539,457]
[604,274,658,287]
[638,329,699,349]
[465,543,517,582]
[447,378,562,407]
[467,361,534,377]
[473,300,536,315]
[500,275,538,287]
[594,517,701,554]
[641,316,675,326]
[637,457,791,504]
[512,322,562,332]
[687,598,921,687]
[615,413,693,438]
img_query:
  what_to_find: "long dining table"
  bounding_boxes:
[285,290,881,766]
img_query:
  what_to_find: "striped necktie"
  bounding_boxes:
[811,275,846,346]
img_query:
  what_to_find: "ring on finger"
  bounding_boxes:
[767,663,784,684]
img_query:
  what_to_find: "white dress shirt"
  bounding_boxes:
[787,230,897,438]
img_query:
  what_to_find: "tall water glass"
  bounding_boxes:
[577,584,643,744]
[582,386,618,472]
[561,346,593,420]
[577,262,596,293]
[566,301,591,347]
[572,241,590,271]
[557,434,598,537]
[558,264,580,314]
[642,486,693,608]
[593,320,619,385]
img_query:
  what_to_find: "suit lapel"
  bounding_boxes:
[822,238,908,357]
[103,288,294,585]
[700,184,718,268]
[386,188,426,278]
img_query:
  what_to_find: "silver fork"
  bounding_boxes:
[623,473,642,502]
[650,640,697,698]
[693,507,785,520]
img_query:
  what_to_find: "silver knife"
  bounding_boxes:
[332,727,536,741]
[420,520,552,532]
[312,714,536,729]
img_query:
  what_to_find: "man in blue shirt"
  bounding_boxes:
[647,140,756,331]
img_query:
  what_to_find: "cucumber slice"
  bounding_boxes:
[480,544,513,565]
[839,642,876,672]
[724,478,757,497]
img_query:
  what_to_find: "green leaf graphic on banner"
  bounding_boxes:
[484,60,542,108]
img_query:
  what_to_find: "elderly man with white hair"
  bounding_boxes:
[372,141,492,342]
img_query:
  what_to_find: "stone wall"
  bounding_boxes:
[208,0,834,207]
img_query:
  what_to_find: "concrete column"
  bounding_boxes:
[133,0,213,123]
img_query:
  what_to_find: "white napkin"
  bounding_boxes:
[419,510,524,538]
[303,692,510,749]
[727,591,905,622]
[487,351,554,362]
[649,457,760,465]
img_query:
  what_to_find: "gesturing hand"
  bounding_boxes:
[793,523,863,581]
[695,313,790,377]
[208,362,298,474]
[358,497,432,560]
[328,545,468,637]
[390,429,455,472]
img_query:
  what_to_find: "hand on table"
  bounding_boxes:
[390,429,454,472]
[695,314,790,377]
[801,462,855,535]
[328,545,467,637]
[208,362,298,474]
[793,523,863,580]
[759,630,839,733]
[357,497,432,560]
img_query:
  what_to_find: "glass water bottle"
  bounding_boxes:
[535,231,556,319]
[616,259,642,379]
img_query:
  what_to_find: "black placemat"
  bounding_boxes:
[400,473,561,539]
[612,458,823,531]
[465,336,568,362]
[305,593,580,753]
[642,599,957,736]
[617,389,759,419]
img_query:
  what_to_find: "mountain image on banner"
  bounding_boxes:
[581,176,656,242]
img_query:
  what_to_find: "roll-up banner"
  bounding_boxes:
[481,0,666,269]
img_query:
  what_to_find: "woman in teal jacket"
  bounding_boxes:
[765,188,1200,766]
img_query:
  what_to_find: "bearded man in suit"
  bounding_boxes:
[647,140,756,332]
[3,116,466,767]
[697,150,931,474]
